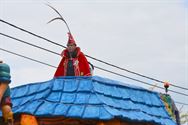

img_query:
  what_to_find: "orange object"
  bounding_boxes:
[164,81,170,93]
[164,81,170,88]
[21,114,38,125]
[97,119,121,125]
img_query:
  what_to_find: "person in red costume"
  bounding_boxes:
[54,32,91,77]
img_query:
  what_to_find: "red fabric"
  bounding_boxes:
[0,96,12,107]
[54,47,91,77]
[67,32,76,46]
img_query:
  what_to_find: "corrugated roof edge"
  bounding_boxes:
[10,76,159,95]
[92,76,159,94]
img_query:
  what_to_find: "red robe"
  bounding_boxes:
[54,47,91,77]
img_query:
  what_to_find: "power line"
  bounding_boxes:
[175,101,188,106]
[0,47,188,97]
[0,19,188,91]
[0,19,66,48]
[1,48,188,107]
[0,33,178,91]
[0,48,57,68]
[96,64,188,97]
[0,32,60,56]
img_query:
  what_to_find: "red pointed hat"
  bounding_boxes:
[67,32,76,46]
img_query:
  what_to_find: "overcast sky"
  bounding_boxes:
[0,0,188,115]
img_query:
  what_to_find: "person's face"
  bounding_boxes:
[67,43,76,53]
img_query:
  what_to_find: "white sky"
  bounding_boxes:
[0,0,188,118]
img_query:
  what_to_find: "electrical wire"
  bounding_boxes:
[0,46,188,97]
[0,19,187,91]
[0,48,57,68]
[0,32,188,96]
[0,32,60,56]
[175,101,188,106]
[0,19,66,48]
[0,19,188,90]
[1,47,188,106]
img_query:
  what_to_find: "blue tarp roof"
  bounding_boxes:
[0,76,176,125]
